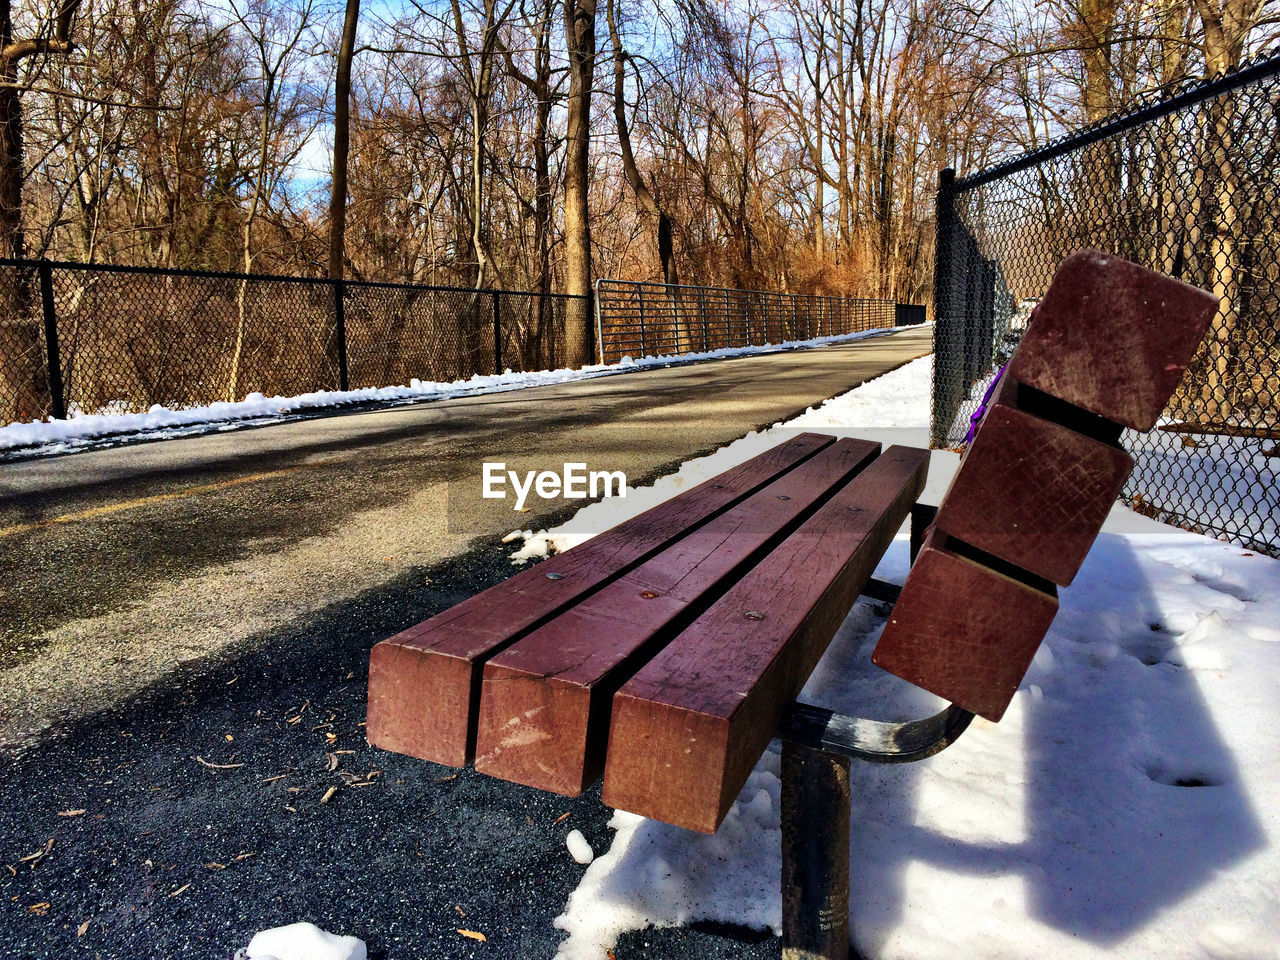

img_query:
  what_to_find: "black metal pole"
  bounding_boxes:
[637,285,647,357]
[493,291,503,375]
[700,287,709,351]
[37,260,65,420]
[932,167,956,446]
[334,279,349,392]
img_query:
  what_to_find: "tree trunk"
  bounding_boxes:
[0,70,25,260]
[1191,0,1260,422]
[0,0,81,421]
[606,0,677,287]
[328,0,360,282]
[563,0,596,365]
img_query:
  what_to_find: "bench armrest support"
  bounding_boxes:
[779,701,974,764]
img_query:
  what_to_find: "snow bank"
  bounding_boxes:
[0,328,900,456]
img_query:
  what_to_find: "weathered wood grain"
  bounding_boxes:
[602,446,929,833]
[871,528,1059,722]
[473,439,882,796]
[1009,250,1219,430]
[934,396,1133,586]
[366,432,835,767]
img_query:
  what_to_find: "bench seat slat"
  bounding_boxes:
[602,445,929,833]
[366,431,835,767]
[473,439,882,796]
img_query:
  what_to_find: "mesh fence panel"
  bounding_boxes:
[596,280,896,365]
[933,49,1280,555]
[344,283,493,388]
[0,261,585,425]
[0,262,47,423]
[497,292,570,373]
[51,270,337,414]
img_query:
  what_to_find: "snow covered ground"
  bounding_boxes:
[500,356,1280,960]
[0,328,897,457]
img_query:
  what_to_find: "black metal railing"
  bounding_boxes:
[0,258,586,425]
[595,279,896,365]
[932,47,1280,555]
[895,304,927,326]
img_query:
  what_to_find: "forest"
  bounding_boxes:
[1,0,1276,311]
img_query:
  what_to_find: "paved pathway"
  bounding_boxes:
[0,328,930,959]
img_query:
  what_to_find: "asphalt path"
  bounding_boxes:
[0,327,930,958]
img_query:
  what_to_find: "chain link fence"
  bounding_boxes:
[933,48,1280,556]
[595,279,898,365]
[0,259,584,426]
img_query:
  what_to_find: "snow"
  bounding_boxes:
[1123,427,1280,550]
[541,355,1280,959]
[566,829,596,865]
[0,327,898,457]
[238,923,366,960]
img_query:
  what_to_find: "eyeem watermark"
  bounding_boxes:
[483,462,627,511]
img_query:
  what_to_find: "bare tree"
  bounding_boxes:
[605,0,676,285]
[226,0,320,401]
[562,0,595,364]
[328,0,359,282]
[1,0,81,259]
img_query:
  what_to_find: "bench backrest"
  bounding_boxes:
[873,250,1219,720]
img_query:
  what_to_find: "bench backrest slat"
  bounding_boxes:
[872,250,1219,721]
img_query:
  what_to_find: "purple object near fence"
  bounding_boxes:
[964,362,1008,445]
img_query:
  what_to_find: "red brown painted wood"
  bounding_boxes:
[366,432,834,767]
[473,438,882,796]
[1009,250,1219,430]
[871,528,1059,723]
[933,395,1133,586]
[602,446,929,833]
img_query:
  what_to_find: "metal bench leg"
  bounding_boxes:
[781,740,851,960]
[779,500,961,959]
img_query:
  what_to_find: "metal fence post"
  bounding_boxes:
[334,279,349,391]
[636,283,648,357]
[593,279,606,365]
[699,286,709,350]
[37,259,66,420]
[932,167,956,446]
[672,285,682,354]
[493,291,503,374]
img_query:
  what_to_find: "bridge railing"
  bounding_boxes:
[0,258,586,425]
[594,279,896,365]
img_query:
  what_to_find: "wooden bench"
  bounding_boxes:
[365,250,1218,958]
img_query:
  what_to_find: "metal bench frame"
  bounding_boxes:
[777,503,975,959]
